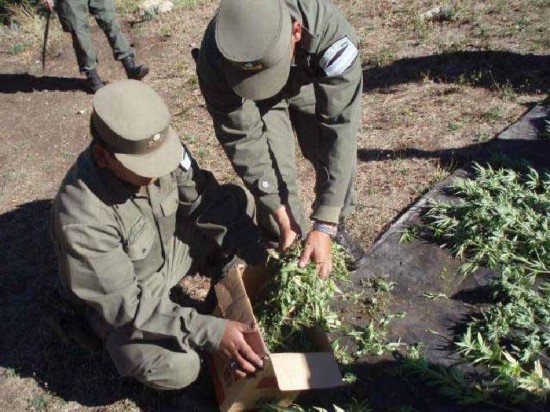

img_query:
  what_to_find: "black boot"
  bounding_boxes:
[334,220,368,271]
[85,69,105,93]
[121,56,149,80]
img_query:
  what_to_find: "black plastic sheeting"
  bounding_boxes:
[299,103,550,411]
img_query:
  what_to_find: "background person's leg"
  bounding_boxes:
[88,0,132,61]
[89,0,149,80]
[56,0,97,72]
[56,0,104,91]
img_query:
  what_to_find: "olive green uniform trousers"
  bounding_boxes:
[95,223,217,390]
[56,0,133,73]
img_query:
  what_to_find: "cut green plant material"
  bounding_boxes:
[255,243,349,352]
[398,344,492,406]
[401,155,550,405]
[540,119,550,139]
[260,398,373,412]
[254,242,404,371]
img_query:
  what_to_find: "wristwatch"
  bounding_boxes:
[312,221,338,237]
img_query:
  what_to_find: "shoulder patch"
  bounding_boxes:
[319,37,359,77]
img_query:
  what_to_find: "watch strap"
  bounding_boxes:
[313,221,338,237]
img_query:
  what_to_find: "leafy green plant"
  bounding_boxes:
[398,345,492,406]
[481,107,504,121]
[438,3,460,22]
[260,398,373,412]
[4,367,19,378]
[540,119,550,139]
[446,121,462,132]
[474,131,491,143]
[423,291,448,300]
[345,315,404,357]
[255,243,349,352]
[371,277,396,293]
[27,393,50,411]
[6,41,27,55]
[256,243,403,360]
[403,156,550,405]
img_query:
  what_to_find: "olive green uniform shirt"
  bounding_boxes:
[198,0,362,225]
[50,147,256,353]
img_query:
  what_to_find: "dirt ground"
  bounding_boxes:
[0,0,549,410]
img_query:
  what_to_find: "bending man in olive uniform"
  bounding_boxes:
[50,80,265,389]
[197,0,367,279]
[42,0,148,92]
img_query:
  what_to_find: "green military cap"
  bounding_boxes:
[91,80,182,178]
[215,0,292,101]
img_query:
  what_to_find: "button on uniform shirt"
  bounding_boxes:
[197,0,362,224]
[50,147,253,352]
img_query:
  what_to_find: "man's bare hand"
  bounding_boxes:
[271,204,300,251]
[298,230,333,279]
[41,0,54,11]
[218,321,264,378]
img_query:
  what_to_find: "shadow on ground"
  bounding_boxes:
[297,357,515,412]
[358,102,550,170]
[0,200,173,409]
[0,73,89,93]
[363,50,550,94]
[360,50,550,170]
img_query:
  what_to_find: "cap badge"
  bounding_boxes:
[147,133,163,148]
[242,61,264,71]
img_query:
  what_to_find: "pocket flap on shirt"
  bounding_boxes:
[160,189,179,217]
[127,218,155,261]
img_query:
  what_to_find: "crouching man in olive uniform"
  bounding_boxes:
[49,80,265,390]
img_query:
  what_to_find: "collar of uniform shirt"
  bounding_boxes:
[86,148,148,204]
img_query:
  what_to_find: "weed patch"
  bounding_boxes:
[400,155,550,406]
[256,244,403,361]
[539,119,550,139]
[481,106,504,122]
[255,243,349,352]
[261,398,373,412]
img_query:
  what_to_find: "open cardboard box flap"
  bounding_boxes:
[212,263,342,410]
[270,352,342,391]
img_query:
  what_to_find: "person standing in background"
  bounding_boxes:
[41,0,149,92]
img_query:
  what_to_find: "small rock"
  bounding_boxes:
[158,1,173,13]
[77,109,86,115]
[419,6,442,21]
[139,0,173,15]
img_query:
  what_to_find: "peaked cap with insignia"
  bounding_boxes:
[91,79,181,178]
[216,0,293,100]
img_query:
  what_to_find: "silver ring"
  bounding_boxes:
[229,360,238,370]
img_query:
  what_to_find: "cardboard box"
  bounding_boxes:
[211,264,342,412]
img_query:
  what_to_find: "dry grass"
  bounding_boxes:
[0,0,549,410]
[3,2,64,60]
